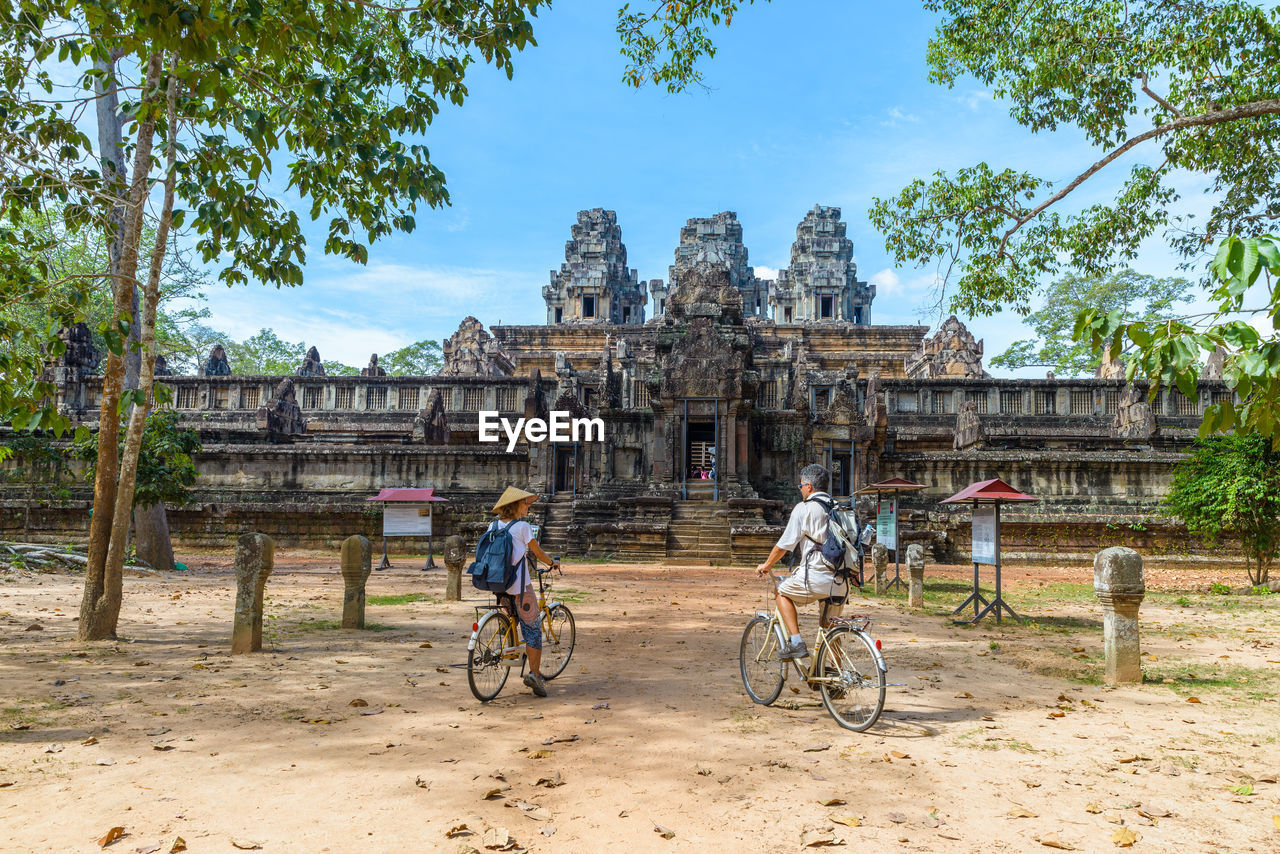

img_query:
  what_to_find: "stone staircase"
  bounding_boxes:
[537,495,576,555]
[665,500,732,565]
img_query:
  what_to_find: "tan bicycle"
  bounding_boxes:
[740,575,887,731]
[466,560,575,702]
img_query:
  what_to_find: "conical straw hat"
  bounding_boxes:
[491,485,537,513]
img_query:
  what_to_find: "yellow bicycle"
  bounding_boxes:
[466,561,575,701]
[740,575,887,731]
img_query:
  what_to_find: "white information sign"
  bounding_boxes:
[875,498,897,551]
[971,504,997,565]
[382,504,433,537]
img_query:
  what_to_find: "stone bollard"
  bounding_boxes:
[341,535,372,629]
[231,533,274,654]
[1093,546,1146,684]
[906,543,926,609]
[443,534,466,602]
[872,543,889,595]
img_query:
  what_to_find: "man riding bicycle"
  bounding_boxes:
[754,463,847,660]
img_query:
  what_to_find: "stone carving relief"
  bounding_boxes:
[906,315,988,379]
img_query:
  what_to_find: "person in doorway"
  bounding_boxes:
[753,464,845,659]
[488,486,560,696]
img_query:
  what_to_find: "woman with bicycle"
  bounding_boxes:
[488,486,560,697]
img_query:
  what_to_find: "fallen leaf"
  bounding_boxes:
[529,750,553,759]
[152,744,174,752]
[414,776,430,789]
[1071,647,1085,653]
[800,828,838,847]
[136,845,161,854]
[981,715,995,722]
[1048,711,1065,719]
[435,666,450,673]
[44,743,63,754]
[483,786,511,800]
[1112,827,1139,847]
[1186,697,1201,704]
[1273,815,1280,829]
[888,811,907,824]
[535,772,564,788]
[1116,755,1142,764]
[169,838,186,853]
[804,743,832,753]
[349,698,368,707]
[591,702,609,710]
[301,718,331,725]
[229,841,261,851]
[890,750,910,759]
[1085,803,1102,814]
[11,723,30,731]
[541,734,579,745]
[1229,783,1254,796]
[955,691,973,699]
[653,824,676,840]
[0,782,13,789]
[540,825,556,837]
[418,641,433,648]
[1038,832,1076,850]
[819,796,847,806]
[1137,806,1171,819]
[98,826,126,848]
[525,807,553,822]
[25,623,43,631]
[444,823,472,838]
[1008,807,1037,818]
[831,815,861,827]
[95,757,116,766]
[358,708,382,716]
[82,737,99,745]
[482,826,514,850]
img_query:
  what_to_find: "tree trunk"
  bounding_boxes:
[79,53,164,641]
[133,504,174,572]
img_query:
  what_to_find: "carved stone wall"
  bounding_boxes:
[439,317,514,377]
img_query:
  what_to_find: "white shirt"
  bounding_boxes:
[776,491,838,580]
[487,519,534,595]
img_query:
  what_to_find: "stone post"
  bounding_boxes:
[231,533,274,654]
[341,535,373,629]
[1093,546,1146,684]
[443,534,466,602]
[906,543,926,609]
[872,543,889,595]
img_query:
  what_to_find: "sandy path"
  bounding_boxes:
[1,554,1278,853]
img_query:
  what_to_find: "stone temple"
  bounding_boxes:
[11,206,1236,565]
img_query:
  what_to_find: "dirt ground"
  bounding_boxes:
[2,551,1279,853]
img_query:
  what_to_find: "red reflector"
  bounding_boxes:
[472,623,478,632]
[875,639,882,650]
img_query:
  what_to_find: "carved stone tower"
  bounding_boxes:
[544,209,647,325]
[768,206,874,324]
[659,212,768,320]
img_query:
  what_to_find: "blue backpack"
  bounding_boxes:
[803,496,862,584]
[468,520,521,593]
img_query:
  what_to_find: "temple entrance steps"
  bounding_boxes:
[537,495,575,554]
[665,500,732,565]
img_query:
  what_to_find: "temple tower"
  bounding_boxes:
[659,212,768,319]
[769,206,874,324]
[544,209,647,325]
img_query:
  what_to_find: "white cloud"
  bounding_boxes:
[754,265,780,280]
[959,89,994,111]
[880,106,921,127]
[869,268,901,296]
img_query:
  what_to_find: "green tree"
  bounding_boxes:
[382,339,443,376]
[2,0,545,639]
[76,410,201,572]
[1164,434,1280,587]
[226,329,305,376]
[992,270,1192,376]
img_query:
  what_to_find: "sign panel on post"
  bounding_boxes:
[971,504,997,565]
[875,498,897,551]
[382,504,433,537]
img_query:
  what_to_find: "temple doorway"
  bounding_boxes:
[678,399,721,500]
[825,441,853,499]
[553,445,578,496]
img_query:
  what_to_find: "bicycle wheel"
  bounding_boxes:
[540,604,576,680]
[817,626,885,732]
[468,610,513,702]
[740,615,785,705]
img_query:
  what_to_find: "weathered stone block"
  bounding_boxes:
[231,533,274,654]
[443,534,466,602]
[341,534,373,629]
[872,543,889,595]
[906,543,925,609]
[1093,546,1145,683]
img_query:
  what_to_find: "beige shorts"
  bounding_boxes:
[778,567,846,608]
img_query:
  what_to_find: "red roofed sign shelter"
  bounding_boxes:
[940,478,1037,623]
[366,488,448,571]
[855,478,926,591]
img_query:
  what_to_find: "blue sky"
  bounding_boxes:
[197,0,1214,375]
